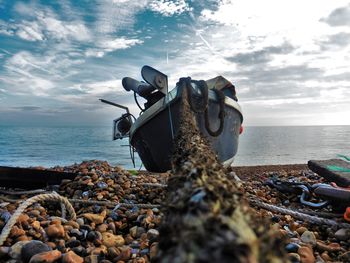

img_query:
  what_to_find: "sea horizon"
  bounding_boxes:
[1,125,349,170]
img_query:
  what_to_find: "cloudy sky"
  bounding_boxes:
[0,0,349,126]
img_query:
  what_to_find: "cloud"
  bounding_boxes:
[149,0,192,16]
[226,43,295,66]
[96,0,148,34]
[319,32,350,49]
[321,4,350,27]
[2,2,91,42]
[12,106,41,111]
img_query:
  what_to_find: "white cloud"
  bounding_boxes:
[15,21,44,41]
[100,38,143,52]
[96,0,148,34]
[84,37,143,58]
[8,2,92,42]
[85,49,105,58]
[149,0,192,16]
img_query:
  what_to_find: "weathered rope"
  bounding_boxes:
[141,183,168,188]
[0,193,76,246]
[68,198,161,208]
[0,195,161,208]
[249,198,350,229]
[0,189,48,195]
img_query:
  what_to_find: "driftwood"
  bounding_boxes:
[156,90,287,263]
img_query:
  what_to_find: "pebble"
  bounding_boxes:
[296,227,308,235]
[28,250,62,263]
[9,241,30,259]
[102,232,125,247]
[147,229,159,241]
[298,246,315,263]
[288,252,301,262]
[62,251,84,263]
[21,240,52,263]
[0,246,10,258]
[334,228,350,241]
[320,251,331,261]
[300,231,317,247]
[83,210,106,225]
[316,241,341,252]
[47,224,65,238]
[285,243,300,253]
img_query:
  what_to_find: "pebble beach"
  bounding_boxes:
[0,160,349,262]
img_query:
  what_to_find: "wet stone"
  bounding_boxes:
[62,251,83,263]
[70,229,84,240]
[10,242,28,260]
[28,249,62,263]
[285,243,301,253]
[334,228,350,241]
[21,240,52,263]
[298,246,315,263]
[300,231,317,247]
[288,252,301,263]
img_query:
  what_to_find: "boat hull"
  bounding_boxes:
[130,87,243,172]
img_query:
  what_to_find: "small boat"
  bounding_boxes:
[101,66,243,172]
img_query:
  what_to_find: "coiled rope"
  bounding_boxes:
[249,198,350,229]
[0,193,76,246]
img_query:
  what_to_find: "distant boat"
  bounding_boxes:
[101,66,243,172]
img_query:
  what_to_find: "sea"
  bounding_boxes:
[0,125,349,169]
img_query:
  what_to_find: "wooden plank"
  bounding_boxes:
[308,159,350,187]
[0,166,77,189]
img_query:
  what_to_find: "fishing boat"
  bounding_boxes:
[101,66,243,172]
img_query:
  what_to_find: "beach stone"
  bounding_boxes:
[107,222,116,234]
[21,241,52,263]
[315,255,325,263]
[0,246,10,258]
[62,251,83,263]
[17,214,30,225]
[285,243,300,253]
[86,231,101,243]
[96,224,108,233]
[66,239,81,248]
[67,221,79,229]
[92,245,107,255]
[300,231,316,247]
[10,226,26,237]
[76,218,84,226]
[32,221,41,230]
[296,227,308,235]
[129,226,145,239]
[9,241,30,259]
[107,247,120,258]
[288,253,301,262]
[150,242,158,260]
[316,241,341,252]
[102,232,125,247]
[320,251,331,261]
[115,246,131,261]
[71,246,85,257]
[298,246,315,263]
[28,250,62,263]
[47,224,65,238]
[70,229,84,240]
[334,228,350,241]
[83,210,106,224]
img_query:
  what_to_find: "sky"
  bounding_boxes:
[0,0,350,126]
